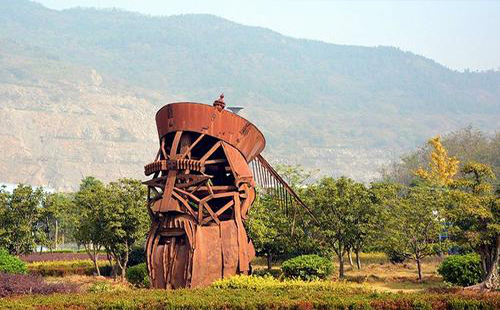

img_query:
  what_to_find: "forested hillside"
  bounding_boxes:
[0,0,499,190]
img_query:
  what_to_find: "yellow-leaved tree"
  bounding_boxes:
[415,136,459,186]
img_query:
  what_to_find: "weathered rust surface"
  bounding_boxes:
[144,95,261,289]
[155,101,265,162]
[144,94,306,289]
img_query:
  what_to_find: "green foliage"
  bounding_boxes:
[38,193,75,251]
[126,263,150,288]
[247,165,319,266]
[0,249,27,274]
[72,177,148,278]
[303,177,375,277]
[438,254,483,286]
[281,254,333,280]
[252,268,283,278]
[446,162,499,288]
[0,185,45,255]
[380,185,447,280]
[385,250,408,264]
[128,245,146,267]
[102,178,149,278]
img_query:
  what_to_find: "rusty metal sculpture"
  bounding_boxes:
[144,95,310,289]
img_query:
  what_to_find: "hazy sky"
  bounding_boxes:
[35,0,500,71]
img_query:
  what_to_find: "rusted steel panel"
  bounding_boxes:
[220,220,239,278]
[190,225,223,288]
[155,102,265,162]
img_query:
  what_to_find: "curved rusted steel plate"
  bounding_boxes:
[155,102,266,162]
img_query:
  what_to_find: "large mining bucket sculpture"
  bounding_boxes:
[144,95,311,289]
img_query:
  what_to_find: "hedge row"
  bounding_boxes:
[1,279,498,310]
[28,260,112,277]
[20,252,107,263]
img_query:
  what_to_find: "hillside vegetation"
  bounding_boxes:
[0,0,499,189]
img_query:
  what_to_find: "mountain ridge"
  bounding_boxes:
[0,0,498,190]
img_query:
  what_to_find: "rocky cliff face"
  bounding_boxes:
[0,1,498,190]
[0,53,169,190]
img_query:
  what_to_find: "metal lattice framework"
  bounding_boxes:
[143,95,308,288]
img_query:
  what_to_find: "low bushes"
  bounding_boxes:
[1,277,499,309]
[281,254,333,280]
[28,260,112,277]
[0,273,79,298]
[0,249,27,274]
[126,263,149,288]
[437,254,483,286]
[20,252,107,263]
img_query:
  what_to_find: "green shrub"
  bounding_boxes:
[281,254,333,280]
[437,254,483,286]
[128,246,146,267]
[252,268,282,278]
[0,249,27,274]
[385,250,407,264]
[126,262,149,288]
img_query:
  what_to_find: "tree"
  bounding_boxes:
[0,186,11,249]
[73,177,109,276]
[247,164,317,270]
[102,178,148,280]
[447,162,499,290]
[0,184,44,255]
[38,193,74,251]
[415,136,459,186]
[347,183,385,269]
[382,185,446,281]
[304,177,371,278]
[247,194,292,270]
[382,127,499,185]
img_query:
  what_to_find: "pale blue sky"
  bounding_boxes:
[35,0,500,71]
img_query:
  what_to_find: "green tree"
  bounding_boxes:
[0,184,44,255]
[447,162,499,290]
[348,184,384,269]
[382,185,446,281]
[304,177,371,278]
[248,164,318,270]
[102,178,148,280]
[247,194,291,270]
[73,177,109,276]
[38,193,74,251]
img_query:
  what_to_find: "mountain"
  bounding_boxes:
[0,0,499,190]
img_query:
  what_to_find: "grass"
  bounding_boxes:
[0,254,497,309]
[1,276,498,310]
[253,253,447,293]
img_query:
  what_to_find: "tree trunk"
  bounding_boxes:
[338,253,345,278]
[267,254,272,271]
[107,253,116,279]
[416,257,422,281]
[54,220,58,251]
[355,249,361,270]
[121,250,129,280]
[85,244,101,276]
[93,252,101,276]
[347,249,354,266]
[469,236,499,290]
